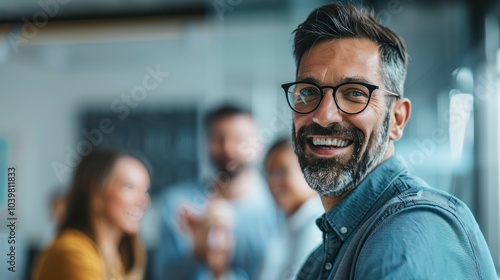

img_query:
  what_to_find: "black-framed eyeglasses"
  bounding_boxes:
[281,81,399,115]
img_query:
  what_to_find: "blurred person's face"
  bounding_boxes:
[265,146,316,215]
[208,115,258,177]
[292,39,396,197]
[102,156,150,234]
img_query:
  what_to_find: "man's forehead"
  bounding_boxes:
[297,38,382,84]
[210,114,255,133]
[299,38,380,64]
[214,114,253,125]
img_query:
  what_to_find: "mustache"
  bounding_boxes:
[295,122,362,142]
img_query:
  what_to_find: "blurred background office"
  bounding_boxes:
[0,0,499,279]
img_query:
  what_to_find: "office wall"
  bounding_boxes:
[1,0,498,277]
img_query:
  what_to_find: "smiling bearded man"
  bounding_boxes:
[281,2,497,280]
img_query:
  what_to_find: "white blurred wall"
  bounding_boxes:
[0,15,296,246]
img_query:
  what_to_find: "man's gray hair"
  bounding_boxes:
[292,2,408,98]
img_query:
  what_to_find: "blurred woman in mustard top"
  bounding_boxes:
[34,148,151,280]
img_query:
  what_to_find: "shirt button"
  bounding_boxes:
[325,262,332,270]
[340,226,348,234]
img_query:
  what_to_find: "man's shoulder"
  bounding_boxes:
[366,187,471,241]
[380,172,480,236]
[390,173,469,216]
[352,178,497,279]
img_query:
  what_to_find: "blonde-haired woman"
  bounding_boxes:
[34,148,150,280]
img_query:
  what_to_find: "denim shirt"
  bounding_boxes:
[296,156,497,280]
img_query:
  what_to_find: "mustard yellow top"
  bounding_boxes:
[33,229,106,280]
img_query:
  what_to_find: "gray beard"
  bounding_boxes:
[292,112,390,197]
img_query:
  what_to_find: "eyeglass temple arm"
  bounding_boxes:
[378,88,400,98]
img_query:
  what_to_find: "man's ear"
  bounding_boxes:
[389,98,411,141]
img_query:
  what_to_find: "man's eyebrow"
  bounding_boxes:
[338,76,374,84]
[296,76,321,84]
[295,75,375,85]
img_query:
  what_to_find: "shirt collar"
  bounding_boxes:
[317,156,409,241]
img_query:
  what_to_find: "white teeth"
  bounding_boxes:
[127,211,144,219]
[311,137,349,147]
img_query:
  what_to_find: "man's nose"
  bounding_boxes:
[312,89,343,126]
[222,140,237,157]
